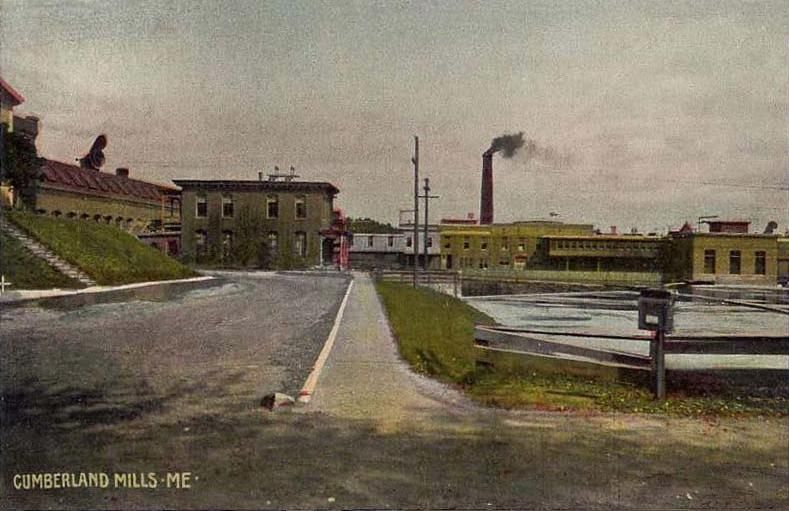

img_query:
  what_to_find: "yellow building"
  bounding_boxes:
[667,232,781,286]
[34,159,180,234]
[439,221,595,270]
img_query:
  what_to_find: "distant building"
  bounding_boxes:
[539,234,664,273]
[174,178,340,268]
[349,232,406,270]
[666,230,781,286]
[439,221,595,270]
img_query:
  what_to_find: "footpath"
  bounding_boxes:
[306,272,478,427]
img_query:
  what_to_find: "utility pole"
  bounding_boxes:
[421,178,439,272]
[411,136,419,286]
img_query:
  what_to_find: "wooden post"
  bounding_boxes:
[651,329,667,400]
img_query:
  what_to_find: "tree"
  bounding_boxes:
[347,217,399,233]
[234,204,265,267]
[1,125,40,208]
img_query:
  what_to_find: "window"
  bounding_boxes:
[267,231,278,251]
[222,194,234,218]
[295,195,307,219]
[388,236,394,247]
[703,249,716,274]
[427,237,433,248]
[195,230,207,258]
[406,236,413,248]
[266,195,279,219]
[502,237,509,251]
[367,236,374,248]
[755,251,766,275]
[463,237,470,250]
[294,231,307,257]
[196,194,207,218]
[221,231,233,261]
[518,238,526,251]
[481,238,488,251]
[729,250,741,275]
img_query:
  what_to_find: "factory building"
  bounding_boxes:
[439,221,595,270]
[665,221,782,286]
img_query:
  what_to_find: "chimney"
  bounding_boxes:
[480,150,494,224]
[609,225,617,234]
[258,171,263,181]
[115,167,129,178]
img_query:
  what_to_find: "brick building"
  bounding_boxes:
[174,179,339,268]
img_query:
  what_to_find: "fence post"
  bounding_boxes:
[650,329,666,400]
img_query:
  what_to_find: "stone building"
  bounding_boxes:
[174,179,339,268]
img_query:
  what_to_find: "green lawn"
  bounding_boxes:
[375,280,787,417]
[7,210,196,286]
[0,230,81,289]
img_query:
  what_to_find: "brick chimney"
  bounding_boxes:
[115,167,129,178]
[480,150,494,224]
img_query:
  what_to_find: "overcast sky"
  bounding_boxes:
[1,0,786,232]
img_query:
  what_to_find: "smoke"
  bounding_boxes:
[489,131,525,158]
[488,131,574,167]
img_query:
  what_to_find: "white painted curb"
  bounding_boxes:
[297,278,355,403]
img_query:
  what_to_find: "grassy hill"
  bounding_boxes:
[0,230,81,289]
[7,210,196,286]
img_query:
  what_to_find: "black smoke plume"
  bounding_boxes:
[488,131,525,158]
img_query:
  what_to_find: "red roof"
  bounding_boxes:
[39,159,177,202]
[0,77,25,105]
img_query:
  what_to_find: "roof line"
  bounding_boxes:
[0,76,25,104]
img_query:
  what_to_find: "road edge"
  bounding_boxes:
[297,278,355,403]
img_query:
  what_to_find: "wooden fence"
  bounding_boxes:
[474,325,789,399]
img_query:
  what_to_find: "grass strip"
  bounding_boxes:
[375,280,787,417]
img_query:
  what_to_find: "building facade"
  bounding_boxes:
[175,179,339,268]
[439,221,595,270]
[349,233,406,270]
[34,159,180,235]
[666,232,781,286]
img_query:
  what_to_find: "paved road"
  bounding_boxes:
[1,272,787,510]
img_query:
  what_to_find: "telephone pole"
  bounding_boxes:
[421,178,439,272]
[411,136,419,286]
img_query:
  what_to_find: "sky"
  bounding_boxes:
[1,0,786,232]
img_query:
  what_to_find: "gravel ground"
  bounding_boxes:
[1,272,786,510]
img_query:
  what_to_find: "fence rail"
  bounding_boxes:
[474,325,789,398]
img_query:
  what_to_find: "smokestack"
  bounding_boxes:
[480,149,494,224]
[115,167,129,178]
[258,171,263,181]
